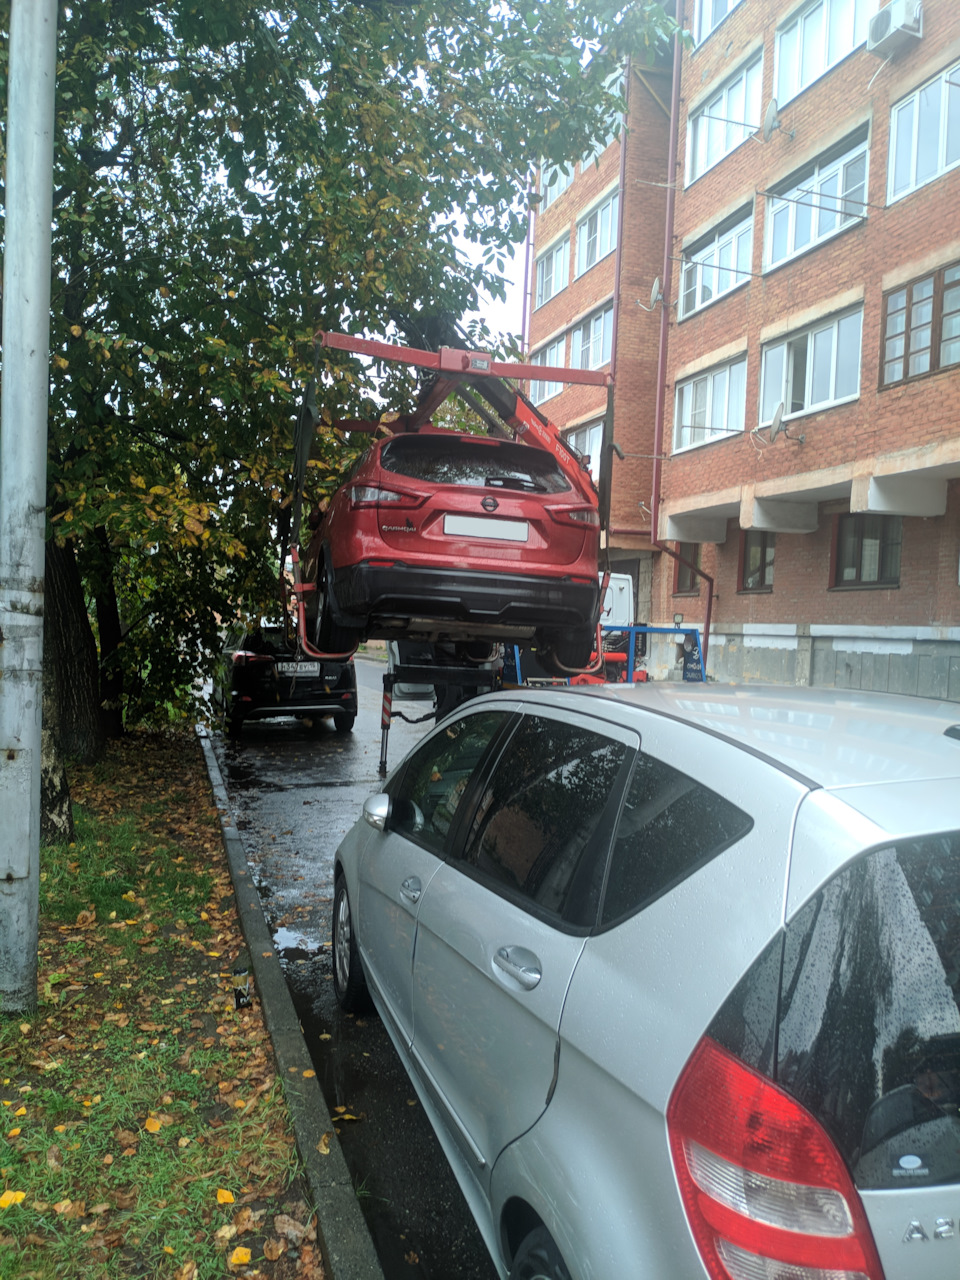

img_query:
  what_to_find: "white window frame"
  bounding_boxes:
[535,237,569,309]
[530,338,566,406]
[680,210,753,318]
[888,59,960,203]
[775,0,874,106]
[765,130,868,268]
[673,356,747,452]
[571,306,613,371]
[687,54,763,183]
[759,306,863,425]
[540,165,573,211]
[565,420,602,482]
[694,0,744,45]
[576,190,620,278]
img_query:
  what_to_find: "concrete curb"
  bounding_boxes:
[197,727,385,1280]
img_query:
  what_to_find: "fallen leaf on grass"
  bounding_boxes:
[215,1224,237,1244]
[263,1238,284,1260]
[227,1245,251,1269]
[174,1262,197,1280]
[144,1117,162,1134]
[0,1190,26,1209]
[216,1188,235,1205]
[46,1144,64,1170]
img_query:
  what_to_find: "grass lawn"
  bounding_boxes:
[0,729,322,1280]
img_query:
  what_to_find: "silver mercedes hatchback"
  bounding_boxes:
[331,683,960,1280]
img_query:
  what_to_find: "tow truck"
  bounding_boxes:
[277,328,616,766]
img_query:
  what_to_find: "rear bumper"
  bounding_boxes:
[228,661,358,722]
[332,563,600,632]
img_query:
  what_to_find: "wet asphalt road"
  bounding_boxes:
[210,657,500,1280]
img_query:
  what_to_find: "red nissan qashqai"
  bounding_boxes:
[312,427,601,674]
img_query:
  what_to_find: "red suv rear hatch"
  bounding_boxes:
[372,433,597,570]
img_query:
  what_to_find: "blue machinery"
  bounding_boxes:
[504,625,706,686]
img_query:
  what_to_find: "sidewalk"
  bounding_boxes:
[197,728,385,1280]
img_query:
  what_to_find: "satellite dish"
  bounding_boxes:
[637,277,663,312]
[762,98,794,142]
[769,402,785,442]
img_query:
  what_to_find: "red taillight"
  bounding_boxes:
[667,1037,885,1280]
[349,484,420,509]
[545,504,600,527]
[231,650,273,667]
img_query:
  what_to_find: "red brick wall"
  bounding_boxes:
[654,0,960,632]
[527,64,673,544]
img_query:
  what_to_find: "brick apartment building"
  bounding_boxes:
[525,0,960,699]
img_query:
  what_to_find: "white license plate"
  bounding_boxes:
[443,514,529,542]
[277,661,321,676]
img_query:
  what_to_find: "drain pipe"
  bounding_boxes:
[650,28,714,671]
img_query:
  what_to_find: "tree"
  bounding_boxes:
[0,0,676,755]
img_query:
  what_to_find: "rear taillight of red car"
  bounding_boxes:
[667,1037,884,1280]
[349,484,421,509]
[545,504,600,527]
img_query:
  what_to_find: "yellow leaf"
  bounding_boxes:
[303,1070,315,1079]
[0,1190,26,1208]
[7,1129,21,1137]
[229,1247,251,1267]
[13,1108,25,1118]
[144,1117,161,1134]
[316,1132,331,1156]
[70,324,83,337]
[53,1199,73,1214]
[217,1189,235,1205]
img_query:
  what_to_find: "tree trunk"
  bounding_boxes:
[93,530,125,739]
[44,536,104,762]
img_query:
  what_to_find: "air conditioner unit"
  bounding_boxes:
[867,0,923,58]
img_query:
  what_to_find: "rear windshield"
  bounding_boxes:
[712,832,960,1190]
[380,435,570,493]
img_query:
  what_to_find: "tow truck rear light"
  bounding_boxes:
[546,505,600,527]
[349,485,420,509]
[667,1037,884,1280]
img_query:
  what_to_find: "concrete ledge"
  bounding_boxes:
[197,727,385,1280]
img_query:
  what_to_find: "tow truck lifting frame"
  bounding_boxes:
[285,329,617,767]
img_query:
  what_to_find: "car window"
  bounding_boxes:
[774,832,960,1191]
[457,715,631,925]
[600,753,753,926]
[384,709,509,854]
[380,435,571,494]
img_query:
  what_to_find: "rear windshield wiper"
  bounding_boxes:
[484,475,544,492]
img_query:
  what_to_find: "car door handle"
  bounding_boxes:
[400,876,422,904]
[494,945,542,991]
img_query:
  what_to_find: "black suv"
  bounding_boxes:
[216,623,357,737]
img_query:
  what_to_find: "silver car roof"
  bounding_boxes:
[499,682,960,792]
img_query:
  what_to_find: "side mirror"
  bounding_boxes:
[362,793,391,831]
[361,792,425,835]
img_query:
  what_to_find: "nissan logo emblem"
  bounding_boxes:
[481,496,499,512]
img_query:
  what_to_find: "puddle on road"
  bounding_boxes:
[272,925,324,962]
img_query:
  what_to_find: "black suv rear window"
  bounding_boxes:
[711,832,960,1191]
[380,435,570,493]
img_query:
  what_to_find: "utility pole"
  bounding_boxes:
[0,0,58,1014]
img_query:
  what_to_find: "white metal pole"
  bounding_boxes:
[0,0,58,1013]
